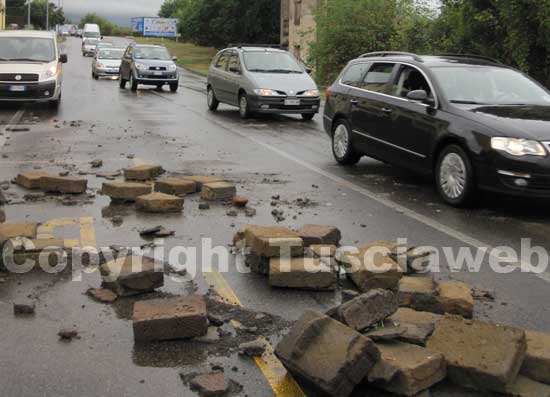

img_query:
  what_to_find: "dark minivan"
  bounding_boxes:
[324,52,550,206]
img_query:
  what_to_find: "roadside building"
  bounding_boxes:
[280,0,319,64]
[0,0,6,30]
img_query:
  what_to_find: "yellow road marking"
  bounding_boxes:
[37,217,97,248]
[203,271,306,397]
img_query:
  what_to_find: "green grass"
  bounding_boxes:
[133,37,217,76]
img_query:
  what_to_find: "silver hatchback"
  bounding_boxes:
[206,46,320,120]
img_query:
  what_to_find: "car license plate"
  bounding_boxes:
[9,85,26,92]
[284,99,300,106]
[153,71,163,76]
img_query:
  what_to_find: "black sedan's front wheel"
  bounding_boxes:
[435,144,477,207]
[332,119,361,165]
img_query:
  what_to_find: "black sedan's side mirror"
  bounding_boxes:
[407,89,435,106]
[59,54,68,63]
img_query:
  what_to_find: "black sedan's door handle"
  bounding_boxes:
[350,99,359,106]
[381,107,393,113]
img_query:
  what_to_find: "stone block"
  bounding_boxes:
[154,178,196,196]
[201,181,236,201]
[328,289,398,331]
[436,280,474,318]
[124,164,164,181]
[367,342,446,396]
[15,172,50,189]
[136,192,184,213]
[520,330,550,384]
[275,310,380,397]
[181,175,224,192]
[0,223,38,243]
[297,224,342,246]
[399,276,438,311]
[40,176,87,194]
[243,225,303,258]
[340,241,404,292]
[505,375,550,397]
[269,257,336,291]
[244,253,270,275]
[100,255,164,296]
[426,315,527,393]
[133,295,208,342]
[102,182,151,202]
[387,308,441,346]
[307,244,337,258]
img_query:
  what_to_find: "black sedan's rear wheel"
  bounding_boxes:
[435,144,477,207]
[332,119,361,165]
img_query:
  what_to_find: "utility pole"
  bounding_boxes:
[46,0,49,31]
[27,0,31,26]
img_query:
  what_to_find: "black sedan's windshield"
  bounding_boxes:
[98,49,124,60]
[0,37,55,63]
[432,66,550,106]
[243,51,303,73]
[134,47,171,60]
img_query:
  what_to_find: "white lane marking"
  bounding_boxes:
[156,87,550,283]
[0,108,26,149]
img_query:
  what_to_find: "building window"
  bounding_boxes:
[294,0,302,26]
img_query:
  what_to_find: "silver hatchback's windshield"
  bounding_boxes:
[134,47,171,60]
[0,37,55,62]
[243,51,303,73]
[432,66,550,106]
[98,49,124,60]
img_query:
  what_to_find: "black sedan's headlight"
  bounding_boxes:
[491,137,547,157]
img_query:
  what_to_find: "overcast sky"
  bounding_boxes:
[62,0,165,26]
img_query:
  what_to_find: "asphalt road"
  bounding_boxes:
[0,37,549,397]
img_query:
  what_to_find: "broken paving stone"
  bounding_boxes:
[238,340,266,357]
[13,301,36,316]
[136,192,184,213]
[244,207,256,217]
[367,341,446,396]
[207,313,225,327]
[15,172,50,190]
[182,175,224,192]
[201,182,237,201]
[58,328,80,341]
[505,375,550,397]
[339,241,404,292]
[232,195,248,208]
[199,203,210,210]
[245,253,270,275]
[100,255,164,296]
[520,330,550,385]
[390,246,436,274]
[226,210,238,217]
[436,280,474,318]
[189,372,230,397]
[40,175,88,194]
[297,224,342,246]
[0,223,38,243]
[90,159,103,168]
[133,295,208,342]
[342,289,360,303]
[399,276,439,311]
[269,257,337,291]
[243,225,304,258]
[196,327,222,344]
[139,226,175,239]
[426,315,527,393]
[328,289,398,331]
[364,326,407,342]
[102,182,151,202]
[86,288,118,304]
[124,164,164,181]
[307,244,337,258]
[387,308,441,346]
[275,310,380,397]
[154,178,196,196]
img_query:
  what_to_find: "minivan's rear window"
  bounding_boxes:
[0,37,56,63]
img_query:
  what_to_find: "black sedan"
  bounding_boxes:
[323,52,550,206]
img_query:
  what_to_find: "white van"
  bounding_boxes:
[0,30,68,108]
[83,24,101,40]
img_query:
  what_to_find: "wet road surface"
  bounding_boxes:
[1,37,549,397]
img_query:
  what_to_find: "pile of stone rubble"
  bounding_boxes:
[232,225,550,396]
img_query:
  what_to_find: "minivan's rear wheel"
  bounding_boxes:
[207,86,219,111]
[302,113,315,121]
[436,144,476,207]
[130,74,138,91]
[332,119,361,165]
[239,93,251,119]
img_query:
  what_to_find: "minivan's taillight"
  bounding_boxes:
[325,87,332,98]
